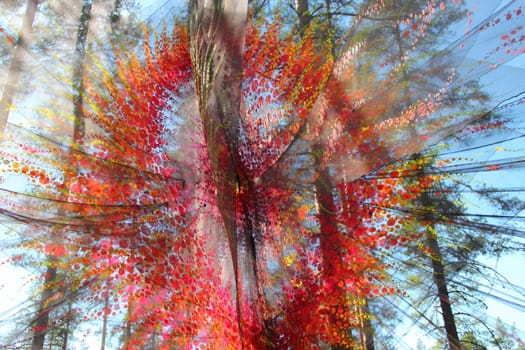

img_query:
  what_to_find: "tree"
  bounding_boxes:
[416,155,462,350]
[0,1,524,349]
[388,133,525,348]
[0,1,144,349]
[30,1,94,348]
[0,0,40,133]
[331,1,523,347]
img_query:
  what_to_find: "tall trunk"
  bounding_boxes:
[31,2,93,348]
[295,0,310,35]
[357,299,375,350]
[72,0,93,142]
[188,0,247,270]
[0,0,40,133]
[100,281,110,350]
[417,156,461,350]
[426,234,461,350]
[125,320,132,345]
[315,163,374,350]
[313,164,341,326]
[188,1,261,347]
[61,297,73,350]
[394,5,459,343]
[297,0,373,347]
[124,302,132,347]
[31,257,58,350]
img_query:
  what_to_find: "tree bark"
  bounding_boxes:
[295,0,310,35]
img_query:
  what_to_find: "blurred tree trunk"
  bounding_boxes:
[61,297,73,350]
[425,230,462,350]
[357,299,375,350]
[188,1,266,348]
[295,1,375,348]
[31,257,58,350]
[31,2,93,349]
[72,0,93,141]
[0,0,40,133]
[416,154,461,350]
[100,281,110,350]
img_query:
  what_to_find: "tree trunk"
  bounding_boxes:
[188,1,264,348]
[0,0,40,133]
[31,257,58,350]
[425,229,462,350]
[394,7,460,343]
[299,0,373,346]
[100,281,110,350]
[124,303,132,347]
[418,156,461,350]
[295,0,310,35]
[72,0,93,142]
[188,0,248,269]
[61,298,73,350]
[357,299,375,350]
[31,2,93,348]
